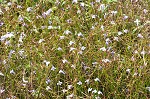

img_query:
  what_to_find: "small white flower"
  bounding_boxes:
[118,31,123,35]
[111,11,117,15]
[81,46,86,51]
[146,87,150,92]
[98,4,106,12]
[0,89,5,94]
[91,15,96,19]
[88,88,92,93]
[0,32,14,41]
[64,30,72,35]
[78,50,83,54]
[68,85,73,90]
[62,89,68,93]
[46,86,52,90]
[123,29,128,33]
[0,71,4,76]
[60,36,65,40]
[102,59,111,63]
[69,41,75,45]
[57,47,62,51]
[45,9,52,16]
[101,25,104,31]
[92,89,97,94]
[96,0,101,3]
[134,50,138,54]
[77,81,82,85]
[141,50,146,55]
[59,70,65,74]
[46,79,51,84]
[66,93,74,99]
[137,34,143,38]
[114,37,119,41]
[92,62,98,65]
[62,58,68,64]
[80,2,85,7]
[71,64,76,69]
[10,69,15,74]
[99,47,106,52]
[98,91,103,95]
[23,77,28,83]
[78,32,83,37]
[126,69,131,73]
[7,2,12,6]
[48,26,53,29]
[72,0,78,4]
[43,60,50,66]
[26,7,32,12]
[70,47,76,52]
[143,9,148,14]
[94,78,100,82]
[57,81,62,86]
[51,65,56,71]
[38,39,45,43]
[134,19,140,26]
[123,14,128,20]
[85,79,90,84]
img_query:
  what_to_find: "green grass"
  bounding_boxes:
[0,0,150,99]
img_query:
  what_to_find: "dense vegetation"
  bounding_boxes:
[0,0,150,98]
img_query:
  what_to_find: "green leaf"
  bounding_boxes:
[106,0,117,3]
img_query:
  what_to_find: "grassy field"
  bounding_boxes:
[0,0,150,98]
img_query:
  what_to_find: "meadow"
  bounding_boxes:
[0,0,150,98]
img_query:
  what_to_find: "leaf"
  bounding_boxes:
[106,0,117,3]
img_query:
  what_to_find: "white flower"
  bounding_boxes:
[91,15,96,19]
[146,87,150,92]
[77,10,81,14]
[64,30,72,35]
[68,85,73,90]
[46,86,52,90]
[78,32,83,37]
[57,47,62,51]
[0,89,5,94]
[96,0,101,3]
[43,60,50,66]
[137,34,143,38]
[0,32,14,41]
[98,91,103,95]
[23,77,28,83]
[69,41,75,45]
[51,65,56,71]
[143,9,148,14]
[80,2,85,7]
[71,64,76,69]
[62,58,68,64]
[38,39,45,43]
[57,81,62,86]
[26,7,32,12]
[126,69,130,73]
[92,89,97,93]
[72,0,78,4]
[70,47,76,52]
[98,4,106,12]
[46,79,51,84]
[0,71,4,76]
[85,79,90,84]
[123,29,128,33]
[7,2,12,6]
[134,50,138,54]
[81,46,86,50]
[66,93,74,99]
[60,36,65,40]
[123,14,128,20]
[78,50,83,54]
[94,78,100,82]
[141,50,146,55]
[45,9,52,16]
[102,59,111,63]
[134,19,140,26]
[62,89,68,93]
[48,26,53,29]
[10,69,15,74]
[114,37,119,41]
[101,25,104,31]
[111,11,117,15]
[118,31,123,35]
[88,88,92,93]
[77,81,82,85]
[110,21,115,25]
[99,47,106,51]
[59,70,65,74]
[92,62,98,65]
